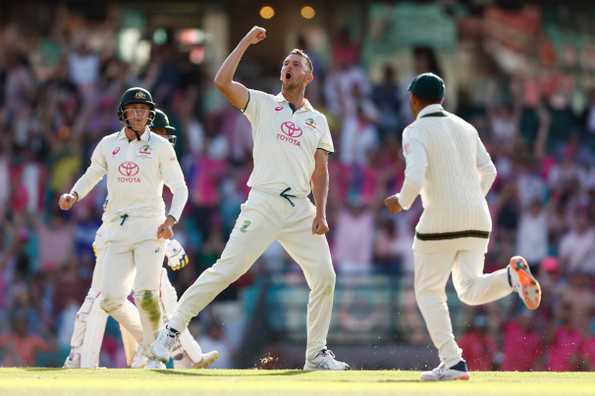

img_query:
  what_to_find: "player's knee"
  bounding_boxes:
[134,289,159,307]
[312,263,336,291]
[326,266,337,289]
[208,260,248,285]
[414,287,445,305]
[100,296,124,313]
[457,287,480,306]
[134,290,162,327]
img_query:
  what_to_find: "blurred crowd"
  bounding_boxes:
[0,3,594,370]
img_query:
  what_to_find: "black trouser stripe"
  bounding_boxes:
[416,230,490,241]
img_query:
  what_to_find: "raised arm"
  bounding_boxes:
[213,26,267,110]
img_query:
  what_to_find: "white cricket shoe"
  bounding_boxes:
[420,360,470,381]
[303,349,350,371]
[145,359,166,369]
[130,346,148,368]
[193,350,220,369]
[508,256,541,310]
[63,353,80,369]
[150,326,179,363]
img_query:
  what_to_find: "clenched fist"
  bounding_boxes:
[312,214,330,235]
[241,26,267,46]
[157,216,176,239]
[384,195,403,214]
[58,192,78,211]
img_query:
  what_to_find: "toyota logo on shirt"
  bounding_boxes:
[117,161,141,183]
[280,121,303,138]
[118,161,140,177]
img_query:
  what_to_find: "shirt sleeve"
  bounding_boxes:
[396,126,427,210]
[71,139,107,200]
[159,142,189,222]
[476,131,497,196]
[317,114,335,153]
[241,89,268,127]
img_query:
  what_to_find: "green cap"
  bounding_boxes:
[151,109,176,132]
[408,73,445,101]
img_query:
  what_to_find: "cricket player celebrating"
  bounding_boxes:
[59,88,189,369]
[384,73,542,381]
[151,26,349,370]
[63,108,218,369]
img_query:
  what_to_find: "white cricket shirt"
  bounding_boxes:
[242,90,334,197]
[71,127,189,222]
[395,104,497,252]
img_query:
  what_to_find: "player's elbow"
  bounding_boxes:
[213,76,230,92]
[488,164,497,178]
[171,182,189,198]
[404,169,424,191]
[479,163,497,178]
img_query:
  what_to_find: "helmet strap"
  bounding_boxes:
[125,119,143,141]
[122,109,154,141]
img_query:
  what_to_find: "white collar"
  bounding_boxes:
[274,92,313,113]
[118,127,151,141]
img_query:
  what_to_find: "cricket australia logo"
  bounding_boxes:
[139,144,152,156]
[277,121,303,146]
[117,161,141,183]
[134,91,147,99]
[305,118,317,129]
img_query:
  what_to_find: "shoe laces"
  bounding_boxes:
[432,362,446,374]
[160,329,178,348]
[319,348,336,359]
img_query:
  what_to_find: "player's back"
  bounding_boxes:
[411,111,492,235]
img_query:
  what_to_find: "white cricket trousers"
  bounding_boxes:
[414,248,512,367]
[118,267,205,367]
[170,189,336,360]
[69,227,140,368]
[101,216,167,347]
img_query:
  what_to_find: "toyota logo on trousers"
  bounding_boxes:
[118,161,140,177]
[280,121,303,138]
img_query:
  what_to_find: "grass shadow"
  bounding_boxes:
[155,370,422,382]
[155,369,310,377]
[23,368,67,372]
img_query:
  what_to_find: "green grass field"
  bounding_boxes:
[0,369,594,396]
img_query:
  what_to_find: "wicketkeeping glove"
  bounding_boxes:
[166,239,189,271]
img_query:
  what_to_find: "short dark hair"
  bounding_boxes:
[289,49,313,73]
[413,95,443,107]
[408,73,445,101]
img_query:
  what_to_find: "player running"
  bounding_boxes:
[151,26,349,370]
[384,73,542,381]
